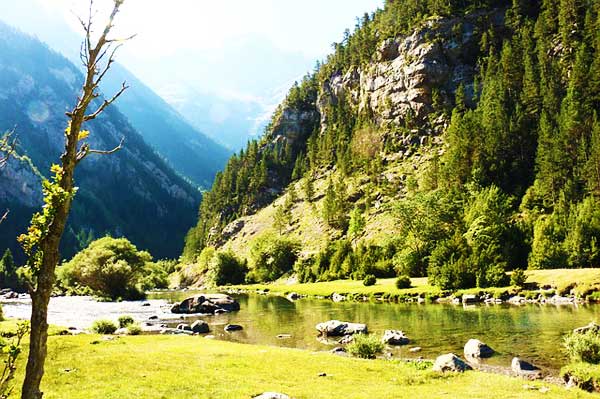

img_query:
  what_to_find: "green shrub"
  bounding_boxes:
[510,269,527,287]
[207,251,248,286]
[91,319,117,335]
[395,275,412,289]
[127,324,142,336]
[58,237,151,300]
[561,362,600,392]
[118,315,135,329]
[247,234,299,283]
[564,331,600,364]
[588,291,600,303]
[347,334,384,359]
[363,274,377,286]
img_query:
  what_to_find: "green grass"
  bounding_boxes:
[7,335,593,398]
[230,269,600,300]
[232,277,437,297]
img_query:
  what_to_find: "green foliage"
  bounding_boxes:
[247,234,299,283]
[58,237,151,300]
[206,251,248,287]
[395,275,412,289]
[0,249,21,291]
[126,324,142,336]
[348,206,366,240]
[510,269,527,287]
[346,334,384,359]
[0,321,29,398]
[363,274,377,286]
[564,331,600,364]
[322,177,349,231]
[118,315,135,329]
[91,319,117,335]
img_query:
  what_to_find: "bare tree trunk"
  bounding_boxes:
[21,1,130,397]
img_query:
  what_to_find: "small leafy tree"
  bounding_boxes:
[348,205,366,240]
[0,322,29,399]
[0,250,20,291]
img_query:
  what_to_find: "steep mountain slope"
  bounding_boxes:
[183,0,600,289]
[100,64,230,188]
[0,21,201,260]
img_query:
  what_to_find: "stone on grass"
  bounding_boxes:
[511,357,542,379]
[464,339,494,359]
[432,353,472,373]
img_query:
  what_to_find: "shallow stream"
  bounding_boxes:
[3,291,598,372]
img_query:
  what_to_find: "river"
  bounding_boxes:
[2,291,598,373]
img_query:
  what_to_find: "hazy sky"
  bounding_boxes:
[0,0,384,145]
[21,0,384,99]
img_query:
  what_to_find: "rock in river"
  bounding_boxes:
[464,339,494,359]
[573,322,600,335]
[191,320,210,334]
[382,330,409,345]
[316,320,368,337]
[432,353,472,373]
[170,294,240,315]
[224,324,243,332]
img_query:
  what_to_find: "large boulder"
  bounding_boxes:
[382,330,409,345]
[464,339,494,359]
[171,294,240,314]
[432,354,472,373]
[511,357,542,379]
[316,320,368,337]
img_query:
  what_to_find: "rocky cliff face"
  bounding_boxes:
[319,11,504,134]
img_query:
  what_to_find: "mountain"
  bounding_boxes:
[0,21,201,260]
[101,64,230,188]
[0,2,230,188]
[181,0,600,289]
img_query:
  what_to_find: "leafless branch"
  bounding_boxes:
[84,82,128,122]
[76,136,125,164]
[0,209,8,225]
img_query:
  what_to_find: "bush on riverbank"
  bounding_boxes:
[561,363,600,393]
[396,275,411,289]
[118,316,135,329]
[564,331,600,364]
[363,275,376,286]
[91,319,117,335]
[57,237,152,300]
[347,334,384,359]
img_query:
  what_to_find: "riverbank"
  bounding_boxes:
[228,269,600,303]
[7,333,593,398]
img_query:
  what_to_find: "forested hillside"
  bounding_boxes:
[0,22,200,260]
[182,0,600,290]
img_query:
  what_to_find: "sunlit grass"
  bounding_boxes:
[6,335,592,398]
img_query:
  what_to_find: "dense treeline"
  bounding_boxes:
[184,0,600,290]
